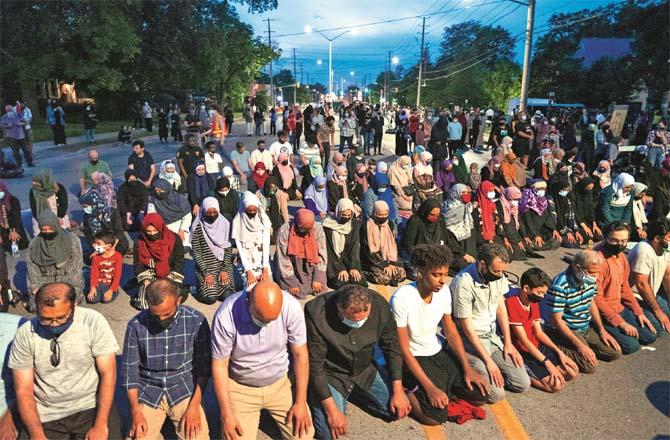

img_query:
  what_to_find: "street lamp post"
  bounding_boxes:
[306,26,351,99]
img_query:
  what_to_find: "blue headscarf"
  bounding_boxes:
[373,173,397,222]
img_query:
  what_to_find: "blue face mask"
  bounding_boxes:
[83,206,93,215]
[558,190,569,197]
[39,314,74,338]
[342,317,367,329]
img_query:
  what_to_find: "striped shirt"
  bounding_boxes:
[542,270,595,333]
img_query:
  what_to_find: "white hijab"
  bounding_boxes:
[231,192,272,248]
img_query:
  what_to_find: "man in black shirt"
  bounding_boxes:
[127,140,155,187]
[176,134,204,177]
[512,111,533,168]
[305,285,410,440]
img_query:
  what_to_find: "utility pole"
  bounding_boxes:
[300,62,304,84]
[385,51,391,105]
[519,0,535,113]
[264,18,275,107]
[292,48,297,82]
[416,16,426,108]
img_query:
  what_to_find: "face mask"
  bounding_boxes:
[93,245,106,254]
[153,313,175,330]
[520,116,527,121]
[338,217,350,225]
[342,317,367,329]
[0,192,4,200]
[316,186,325,192]
[527,293,544,303]
[218,190,230,196]
[597,167,607,174]
[145,233,160,241]
[403,165,411,170]
[41,313,74,337]
[453,159,459,166]
[373,216,388,225]
[204,214,218,224]
[500,130,507,137]
[281,160,289,166]
[603,242,626,256]
[558,190,569,197]
[83,206,93,215]
[338,175,347,182]
[481,266,502,283]
[535,190,546,198]
[511,200,519,207]
[41,231,57,240]
[461,193,471,204]
[251,314,268,328]
[426,214,439,223]
[155,191,168,200]
[486,191,496,200]
[91,159,99,165]
[663,240,670,250]
[494,164,501,169]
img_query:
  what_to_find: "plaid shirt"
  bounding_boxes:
[121,306,211,408]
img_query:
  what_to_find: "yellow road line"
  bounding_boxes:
[422,424,446,440]
[490,400,530,440]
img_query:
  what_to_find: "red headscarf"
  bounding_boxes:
[137,213,176,277]
[252,162,269,190]
[287,209,320,265]
[476,181,497,241]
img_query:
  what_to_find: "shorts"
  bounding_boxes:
[512,140,530,157]
[521,345,559,380]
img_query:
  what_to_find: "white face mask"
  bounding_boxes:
[218,190,230,196]
[511,200,519,207]
[494,164,501,169]
[83,206,93,215]
[486,191,496,200]
[378,187,388,193]
[453,159,459,166]
[338,175,347,182]
[93,245,106,254]
[558,190,569,197]
[0,191,5,199]
[342,317,367,329]
[536,190,546,198]
[251,314,268,328]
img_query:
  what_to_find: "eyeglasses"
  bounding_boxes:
[50,338,60,367]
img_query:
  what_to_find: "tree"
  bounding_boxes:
[437,21,515,68]
[311,83,327,94]
[485,61,521,110]
[273,69,295,87]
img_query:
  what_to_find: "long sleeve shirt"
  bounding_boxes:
[595,248,643,327]
[121,306,211,409]
[305,291,403,402]
[90,251,123,291]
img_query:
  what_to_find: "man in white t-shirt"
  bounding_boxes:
[628,220,670,334]
[249,140,274,172]
[204,140,223,178]
[269,131,294,166]
[391,244,489,426]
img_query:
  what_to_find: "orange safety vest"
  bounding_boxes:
[211,114,227,138]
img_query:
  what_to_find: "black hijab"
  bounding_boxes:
[124,169,147,198]
[405,198,446,246]
[264,176,284,231]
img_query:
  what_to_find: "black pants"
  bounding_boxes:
[340,136,354,153]
[322,142,331,168]
[469,128,479,147]
[270,121,276,134]
[294,125,303,148]
[18,408,97,440]
[374,130,383,154]
[144,118,153,132]
[6,137,33,167]
[448,139,461,158]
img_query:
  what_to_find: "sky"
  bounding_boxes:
[238,0,614,92]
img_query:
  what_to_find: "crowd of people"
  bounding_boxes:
[0,98,667,439]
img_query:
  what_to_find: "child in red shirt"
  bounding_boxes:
[88,231,123,304]
[505,268,579,393]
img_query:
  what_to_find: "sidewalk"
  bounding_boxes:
[31,129,157,152]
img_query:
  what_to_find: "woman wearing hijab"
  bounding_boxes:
[190,197,235,304]
[352,162,369,205]
[451,151,468,184]
[148,178,192,243]
[186,160,213,215]
[402,198,447,263]
[91,171,117,208]
[232,191,273,286]
[480,154,503,186]
[547,179,583,248]
[249,161,270,193]
[29,169,69,235]
[273,152,301,200]
[326,152,346,180]
[413,151,434,179]
[532,148,553,182]
[395,114,409,156]
[346,145,366,180]
[0,181,28,252]
[300,155,324,193]
[500,151,526,188]
[159,159,183,192]
[361,173,398,224]
[79,191,129,256]
[412,173,443,213]
[435,159,456,193]
[323,198,367,289]
[429,114,448,168]
[573,176,602,243]
[592,160,612,200]
[650,158,670,221]
[210,177,240,222]
[327,166,353,213]
[117,169,148,231]
[473,181,499,245]
[496,186,530,261]
[257,176,289,240]
[133,213,185,310]
[596,172,635,229]
[27,211,84,302]
[629,182,649,242]
[442,184,478,273]
[520,180,561,251]
[275,208,328,298]
[570,162,587,188]
[304,176,329,220]
[361,200,406,285]
[388,156,414,217]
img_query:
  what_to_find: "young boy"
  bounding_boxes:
[88,231,123,304]
[505,268,579,393]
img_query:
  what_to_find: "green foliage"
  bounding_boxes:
[486,61,521,110]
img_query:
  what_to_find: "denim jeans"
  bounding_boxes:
[642,294,670,336]
[362,131,374,154]
[646,146,665,169]
[310,370,394,440]
[603,307,657,354]
[85,128,95,142]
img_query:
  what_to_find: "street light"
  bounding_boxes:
[305,25,352,99]
[350,71,355,76]
[391,56,400,65]
[317,59,322,65]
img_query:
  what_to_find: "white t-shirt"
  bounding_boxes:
[204,152,223,174]
[628,241,670,296]
[270,141,293,160]
[391,282,452,357]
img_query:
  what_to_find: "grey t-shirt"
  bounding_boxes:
[628,241,670,296]
[9,307,118,422]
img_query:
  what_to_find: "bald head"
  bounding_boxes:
[249,280,283,323]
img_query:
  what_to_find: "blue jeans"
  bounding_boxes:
[310,370,394,440]
[642,294,670,336]
[85,128,95,142]
[646,146,665,169]
[88,285,119,304]
[603,308,657,354]
[362,131,374,154]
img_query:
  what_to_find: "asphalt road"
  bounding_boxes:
[2,122,669,439]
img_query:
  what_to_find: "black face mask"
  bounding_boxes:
[246,212,257,219]
[281,160,289,166]
[90,159,99,165]
[145,233,160,241]
[481,265,502,283]
[153,313,176,330]
[338,217,351,225]
[603,242,626,256]
[527,294,544,303]
[204,214,218,224]
[373,217,388,225]
[155,191,168,200]
[41,231,57,241]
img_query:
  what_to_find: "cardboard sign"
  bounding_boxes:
[609,105,629,137]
